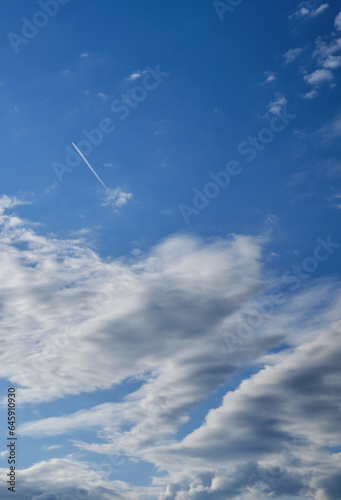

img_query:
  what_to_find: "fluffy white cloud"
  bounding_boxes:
[323,55,341,69]
[304,68,334,85]
[293,12,341,99]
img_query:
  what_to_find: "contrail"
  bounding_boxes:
[72,142,142,239]
[72,142,107,189]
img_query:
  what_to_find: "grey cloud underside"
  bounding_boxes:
[0,200,340,499]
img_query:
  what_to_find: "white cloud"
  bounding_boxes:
[23,281,341,500]
[318,113,341,143]
[98,92,110,100]
[264,71,276,83]
[263,72,276,84]
[313,3,329,16]
[0,195,30,215]
[267,93,287,116]
[313,36,341,65]
[0,451,8,460]
[2,199,341,499]
[148,303,341,498]
[304,68,334,85]
[42,445,62,451]
[296,18,341,99]
[302,89,319,99]
[323,55,341,69]
[283,47,304,64]
[0,458,149,500]
[290,2,329,19]
[126,70,147,81]
[335,12,341,31]
[292,6,310,18]
[0,201,265,409]
[102,187,133,208]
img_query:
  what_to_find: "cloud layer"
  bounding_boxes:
[0,198,340,499]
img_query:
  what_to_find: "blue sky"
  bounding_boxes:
[0,1,341,499]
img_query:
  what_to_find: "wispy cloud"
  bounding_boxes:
[335,12,341,31]
[317,113,341,144]
[98,92,110,100]
[263,72,276,84]
[283,47,304,64]
[0,195,30,215]
[289,1,329,20]
[301,89,319,99]
[125,69,147,81]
